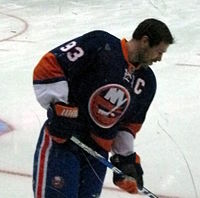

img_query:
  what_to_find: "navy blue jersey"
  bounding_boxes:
[33,30,156,151]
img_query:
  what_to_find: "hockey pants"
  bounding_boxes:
[33,126,108,198]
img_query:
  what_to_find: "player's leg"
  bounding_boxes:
[78,149,108,198]
[33,126,80,198]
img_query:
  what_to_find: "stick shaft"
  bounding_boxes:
[70,136,158,198]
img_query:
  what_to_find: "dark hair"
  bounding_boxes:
[132,18,174,47]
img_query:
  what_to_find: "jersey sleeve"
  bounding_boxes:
[111,68,157,155]
[111,98,154,155]
[33,52,68,109]
[33,31,106,109]
[111,131,135,155]
[119,67,157,137]
[49,30,106,81]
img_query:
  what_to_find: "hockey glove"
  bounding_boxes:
[47,102,80,143]
[110,153,143,193]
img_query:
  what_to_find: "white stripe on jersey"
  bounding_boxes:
[111,131,134,156]
[33,80,69,109]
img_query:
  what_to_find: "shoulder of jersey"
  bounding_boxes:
[82,30,120,42]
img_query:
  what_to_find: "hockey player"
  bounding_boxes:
[32,18,174,198]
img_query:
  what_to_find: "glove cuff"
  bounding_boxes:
[110,153,137,166]
[54,103,78,118]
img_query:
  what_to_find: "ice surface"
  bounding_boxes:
[0,0,200,197]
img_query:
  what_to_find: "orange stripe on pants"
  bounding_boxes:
[36,130,52,198]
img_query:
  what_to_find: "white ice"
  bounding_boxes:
[0,0,200,198]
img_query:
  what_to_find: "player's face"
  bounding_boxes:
[144,41,169,65]
[138,41,169,67]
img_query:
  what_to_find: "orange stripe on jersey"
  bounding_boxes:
[44,127,67,143]
[49,135,67,144]
[33,52,65,81]
[121,38,129,63]
[135,153,141,164]
[121,123,142,137]
[91,133,114,152]
[121,38,136,73]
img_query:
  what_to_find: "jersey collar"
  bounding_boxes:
[121,38,136,74]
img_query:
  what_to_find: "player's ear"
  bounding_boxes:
[140,36,149,47]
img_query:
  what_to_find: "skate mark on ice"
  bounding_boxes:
[158,121,199,198]
[176,63,200,68]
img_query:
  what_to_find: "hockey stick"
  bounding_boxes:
[70,136,158,198]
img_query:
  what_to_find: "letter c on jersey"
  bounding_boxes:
[88,84,130,128]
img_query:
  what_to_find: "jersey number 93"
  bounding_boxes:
[60,41,84,62]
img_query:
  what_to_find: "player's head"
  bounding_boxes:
[128,18,174,68]
[132,18,174,47]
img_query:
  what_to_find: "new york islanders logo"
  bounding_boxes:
[88,84,130,128]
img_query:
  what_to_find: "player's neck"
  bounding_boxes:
[126,39,141,72]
